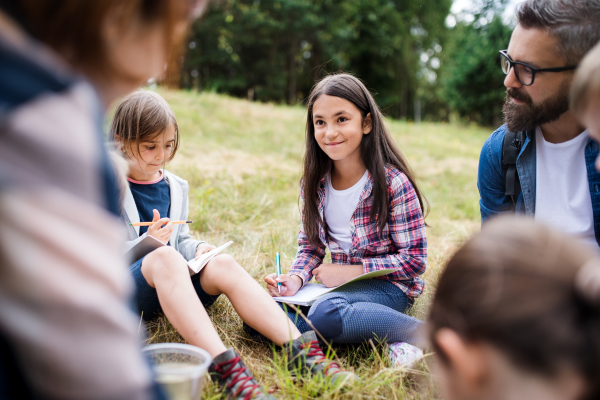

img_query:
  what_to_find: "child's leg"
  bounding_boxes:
[201,256,359,385]
[279,304,313,334]
[304,280,423,345]
[243,304,312,342]
[199,254,302,345]
[140,246,227,357]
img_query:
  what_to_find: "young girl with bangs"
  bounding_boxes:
[111,90,355,400]
[265,74,427,364]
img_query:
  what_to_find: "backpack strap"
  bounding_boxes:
[501,130,525,206]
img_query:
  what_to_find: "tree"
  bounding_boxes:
[181,0,452,119]
[183,0,320,102]
[440,1,513,126]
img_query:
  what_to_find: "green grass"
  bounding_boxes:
[144,88,491,399]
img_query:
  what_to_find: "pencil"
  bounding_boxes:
[129,220,193,227]
[276,252,282,294]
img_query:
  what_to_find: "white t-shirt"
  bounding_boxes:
[324,170,369,253]
[535,127,596,248]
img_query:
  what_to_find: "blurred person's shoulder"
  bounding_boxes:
[0,29,79,112]
[0,35,107,207]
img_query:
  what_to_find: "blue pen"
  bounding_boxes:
[276,252,282,294]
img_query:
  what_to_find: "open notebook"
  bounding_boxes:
[272,268,397,306]
[186,241,233,274]
[124,236,233,275]
[124,235,164,263]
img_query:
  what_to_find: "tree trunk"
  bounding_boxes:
[400,84,408,119]
[414,98,421,124]
[288,36,298,105]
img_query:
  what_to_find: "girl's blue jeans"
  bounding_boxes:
[280,279,423,344]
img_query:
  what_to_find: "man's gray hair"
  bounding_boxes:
[517,0,600,65]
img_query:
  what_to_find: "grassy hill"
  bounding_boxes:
[145,88,491,399]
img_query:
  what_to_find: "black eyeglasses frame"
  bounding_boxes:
[499,50,578,86]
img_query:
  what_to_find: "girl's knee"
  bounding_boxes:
[308,298,344,340]
[148,245,181,261]
[143,246,187,279]
[204,254,243,275]
[201,254,246,288]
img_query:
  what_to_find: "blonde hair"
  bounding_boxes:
[109,90,180,162]
[571,41,600,119]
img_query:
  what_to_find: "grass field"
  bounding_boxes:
[144,88,491,399]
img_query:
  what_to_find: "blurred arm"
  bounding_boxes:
[0,188,158,400]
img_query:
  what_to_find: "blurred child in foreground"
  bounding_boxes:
[571,41,600,171]
[0,1,205,398]
[429,217,600,400]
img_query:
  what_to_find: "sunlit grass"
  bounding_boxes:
[143,88,490,399]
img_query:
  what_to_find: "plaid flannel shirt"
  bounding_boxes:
[289,165,427,300]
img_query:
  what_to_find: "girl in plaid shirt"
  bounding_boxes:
[265,74,428,363]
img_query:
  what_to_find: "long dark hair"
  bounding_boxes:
[301,73,428,246]
[429,217,600,400]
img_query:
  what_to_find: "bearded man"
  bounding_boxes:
[478,0,600,248]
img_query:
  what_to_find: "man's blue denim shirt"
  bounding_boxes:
[477,124,600,245]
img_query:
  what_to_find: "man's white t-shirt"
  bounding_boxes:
[535,127,596,248]
[324,170,369,253]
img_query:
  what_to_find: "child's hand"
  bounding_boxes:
[147,209,173,244]
[265,273,302,297]
[312,264,363,287]
[195,243,216,260]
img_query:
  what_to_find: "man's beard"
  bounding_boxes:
[502,81,570,132]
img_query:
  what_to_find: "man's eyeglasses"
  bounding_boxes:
[499,50,577,86]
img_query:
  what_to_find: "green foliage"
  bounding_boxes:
[182,0,451,118]
[179,0,521,125]
[440,8,513,127]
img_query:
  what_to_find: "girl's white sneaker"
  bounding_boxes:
[388,342,423,368]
